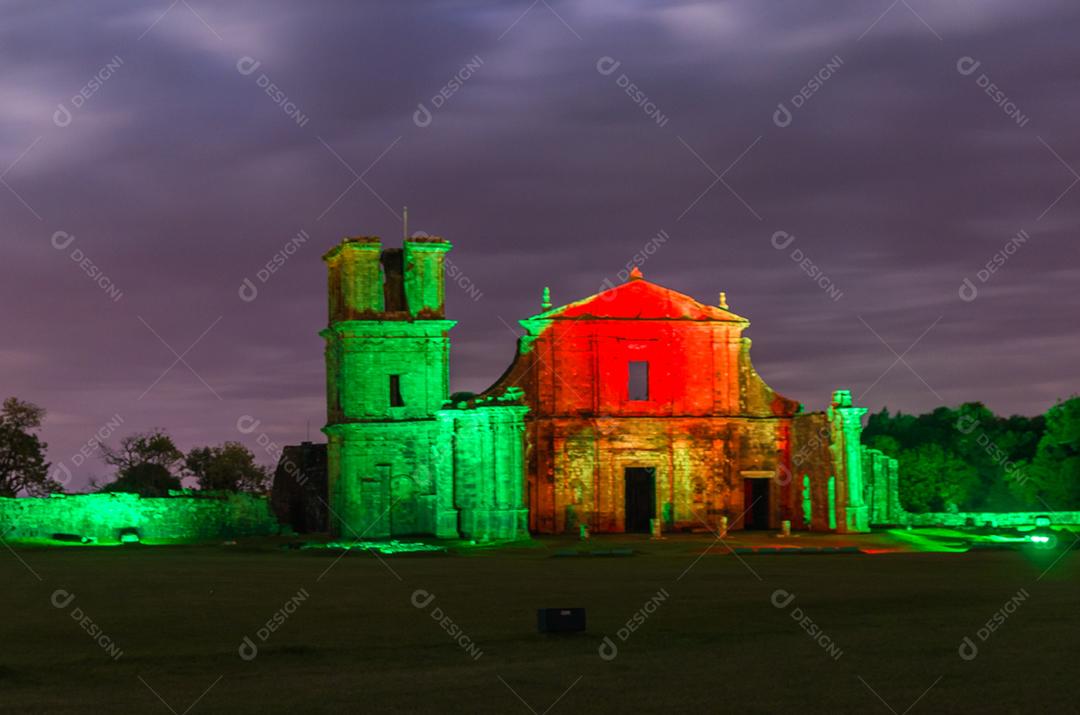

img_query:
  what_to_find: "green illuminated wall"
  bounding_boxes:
[322,320,455,422]
[321,236,528,541]
[0,492,279,543]
[828,390,869,532]
[827,477,837,530]
[862,447,1080,527]
[802,475,812,526]
[404,240,451,316]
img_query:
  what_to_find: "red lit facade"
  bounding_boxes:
[486,271,868,535]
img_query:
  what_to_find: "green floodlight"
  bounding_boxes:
[1028,531,1058,550]
[1034,515,1052,528]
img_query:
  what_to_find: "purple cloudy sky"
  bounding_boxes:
[2,0,1078,490]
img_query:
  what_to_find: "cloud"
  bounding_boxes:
[2,0,1078,489]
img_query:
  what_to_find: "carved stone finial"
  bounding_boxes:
[719,291,728,309]
[541,286,552,311]
[629,266,643,280]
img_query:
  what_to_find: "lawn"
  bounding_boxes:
[2,535,1077,714]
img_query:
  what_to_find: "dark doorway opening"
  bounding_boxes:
[743,478,771,529]
[624,467,656,533]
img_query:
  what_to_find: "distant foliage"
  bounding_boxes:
[185,442,269,493]
[99,463,182,497]
[97,429,184,497]
[1019,398,1080,509]
[863,399,1080,512]
[0,397,60,497]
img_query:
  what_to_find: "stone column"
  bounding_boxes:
[828,390,869,533]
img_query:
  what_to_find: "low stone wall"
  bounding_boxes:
[901,511,1080,527]
[862,446,1080,527]
[0,492,282,543]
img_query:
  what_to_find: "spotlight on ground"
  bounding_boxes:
[1028,530,1058,550]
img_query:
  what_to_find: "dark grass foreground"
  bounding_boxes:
[2,538,1077,714]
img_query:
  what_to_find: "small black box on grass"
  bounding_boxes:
[537,608,586,633]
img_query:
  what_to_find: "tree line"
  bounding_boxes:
[4,394,1077,510]
[0,397,271,497]
[862,397,1080,513]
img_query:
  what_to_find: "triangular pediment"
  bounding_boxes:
[527,276,747,323]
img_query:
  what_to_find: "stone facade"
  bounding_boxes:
[270,442,329,533]
[483,271,869,534]
[321,237,527,540]
[319,235,871,539]
[0,492,279,543]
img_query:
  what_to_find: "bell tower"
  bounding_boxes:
[321,235,458,538]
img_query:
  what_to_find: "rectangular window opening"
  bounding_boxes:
[628,361,649,401]
[389,375,405,407]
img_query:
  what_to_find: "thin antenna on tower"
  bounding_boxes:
[403,205,408,240]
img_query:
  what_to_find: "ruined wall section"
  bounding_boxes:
[270,442,328,533]
[827,392,869,532]
[863,447,902,525]
[861,448,1080,528]
[323,321,453,423]
[0,492,280,543]
[325,420,456,539]
[791,412,840,531]
[737,337,801,418]
[535,416,798,534]
[442,403,529,540]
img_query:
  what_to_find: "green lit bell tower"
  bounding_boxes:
[321,235,459,538]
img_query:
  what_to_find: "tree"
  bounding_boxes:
[896,443,979,513]
[864,402,1053,511]
[99,463,182,497]
[0,397,60,497]
[184,442,270,493]
[101,429,184,473]
[1017,397,1080,509]
[97,429,184,496]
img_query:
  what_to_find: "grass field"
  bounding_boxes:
[2,534,1077,714]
